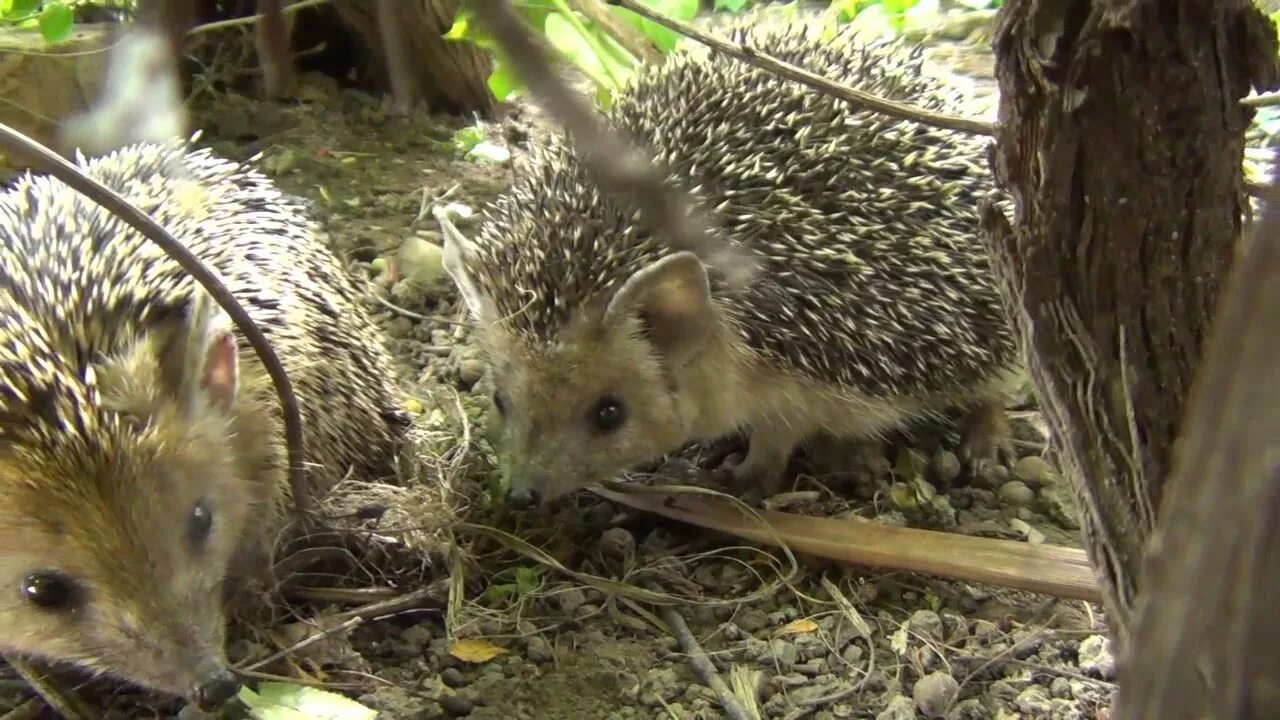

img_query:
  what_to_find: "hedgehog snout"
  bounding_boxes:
[192,662,241,710]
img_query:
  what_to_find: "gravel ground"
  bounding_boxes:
[0,9,1125,720]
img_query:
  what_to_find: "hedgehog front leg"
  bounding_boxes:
[958,398,1016,472]
[725,421,804,500]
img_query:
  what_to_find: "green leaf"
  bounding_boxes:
[486,62,523,101]
[611,0,700,54]
[37,2,73,43]
[238,682,378,720]
[11,0,39,16]
[514,567,539,594]
[543,11,621,91]
[713,0,750,11]
[485,583,517,602]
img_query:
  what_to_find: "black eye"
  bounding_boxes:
[188,499,213,547]
[592,396,626,433]
[21,570,81,612]
[492,390,507,416]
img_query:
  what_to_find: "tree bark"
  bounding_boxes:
[333,0,498,118]
[982,0,1278,654]
[1106,188,1280,718]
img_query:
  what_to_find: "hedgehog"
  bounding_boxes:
[440,14,1023,507]
[0,139,409,709]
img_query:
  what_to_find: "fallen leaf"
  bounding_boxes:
[449,638,508,663]
[775,618,820,636]
[239,682,377,720]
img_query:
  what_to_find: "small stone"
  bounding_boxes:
[440,667,468,688]
[908,610,945,641]
[976,462,1009,489]
[457,358,485,387]
[913,671,959,718]
[396,236,446,288]
[876,695,917,720]
[524,635,554,663]
[998,480,1035,507]
[931,450,962,483]
[1077,635,1116,679]
[598,527,636,559]
[840,643,864,665]
[1050,676,1073,699]
[440,694,474,716]
[946,698,988,720]
[755,637,798,669]
[556,588,587,614]
[1014,685,1052,714]
[1012,455,1055,487]
[639,667,683,705]
[969,619,1001,644]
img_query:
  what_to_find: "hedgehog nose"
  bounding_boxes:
[193,668,241,710]
[507,487,541,508]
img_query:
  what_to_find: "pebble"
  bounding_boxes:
[598,527,636,558]
[524,635,554,663]
[440,667,468,688]
[908,610,945,641]
[913,671,959,718]
[931,449,962,483]
[395,236,447,287]
[1014,685,1053,715]
[1050,676,1073,699]
[556,588,587,614]
[876,695,917,720]
[457,357,485,387]
[998,480,1035,507]
[755,637,799,669]
[1012,455,1055,487]
[976,463,1009,489]
[440,694,474,717]
[638,667,683,705]
[1077,635,1116,679]
[946,698,988,720]
[840,643,864,665]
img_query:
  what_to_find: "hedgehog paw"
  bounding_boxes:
[721,432,796,504]
[958,399,1016,474]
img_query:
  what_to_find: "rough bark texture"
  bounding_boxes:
[982,0,1278,654]
[333,0,498,118]
[1108,188,1280,718]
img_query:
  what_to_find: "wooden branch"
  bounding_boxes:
[1111,186,1280,718]
[592,487,1102,603]
[570,0,660,64]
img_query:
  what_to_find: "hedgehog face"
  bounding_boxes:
[0,291,268,708]
[450,248,722,506]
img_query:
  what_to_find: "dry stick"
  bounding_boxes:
[375,0,420,112]
[0,123,312,516]
[607,0,994,136]
[660,607,757,720]
[467,0,758,290]
[256,0,296,98]
[1,657,92,720]
[187,0,330,36]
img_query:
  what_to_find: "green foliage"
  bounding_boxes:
[0,1,133,44]
[484,565,542,602]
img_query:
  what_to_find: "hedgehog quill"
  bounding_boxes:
[0,140,408,708]
[442,18,1023,508]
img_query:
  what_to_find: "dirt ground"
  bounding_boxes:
[0,11,1121,720]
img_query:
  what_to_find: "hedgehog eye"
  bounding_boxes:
[492,390,507,416]
[21,570,82,612]
[188,499,214,548]
[592,395,626,433]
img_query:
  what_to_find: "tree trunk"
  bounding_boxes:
[1106,187,1280,717]
[333,0,498,118]
[981,0,1278,655]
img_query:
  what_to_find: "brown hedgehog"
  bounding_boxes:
[442,16,1021,507]
[0,139,408,708]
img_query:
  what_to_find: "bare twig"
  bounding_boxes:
[466,0,759,289]
[240,616,365,673]
[660,607,758,720]
[607,0,994,136]
[1,657,94,720]
[0,124,312,517]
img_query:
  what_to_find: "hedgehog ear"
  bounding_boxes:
[439,212,498,324]
[170,289,240,416]
[603,251,715,367]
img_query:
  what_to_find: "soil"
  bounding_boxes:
[0,9,1123,720]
